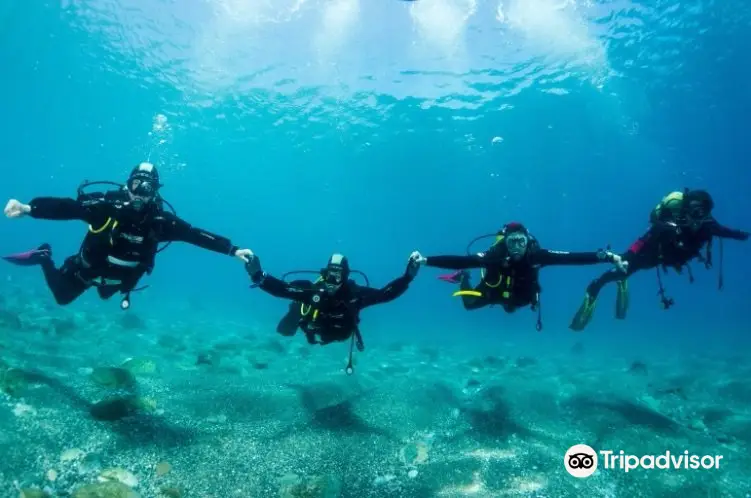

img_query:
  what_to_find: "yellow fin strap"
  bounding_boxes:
[453,290,483,297]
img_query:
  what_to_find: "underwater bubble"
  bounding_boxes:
[153,113,168,132]
[496,3,505,22]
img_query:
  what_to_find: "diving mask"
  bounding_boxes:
[322,266,345,293]
[506,233,529,257]
[126,176,159,210]
[683,201,710,230]
[128,176,157,198]
[321,253,350,293]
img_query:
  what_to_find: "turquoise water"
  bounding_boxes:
[1,0,750,497]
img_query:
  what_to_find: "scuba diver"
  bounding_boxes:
[411,222,627,330]
[569,189,749,331]
[244,251,422,374]
[3,162,252,309]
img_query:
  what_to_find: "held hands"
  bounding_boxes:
[410,251,427,265]
[234,248,253,263]
[406,251,425,278]
[607,251,629,273]
[4,199,31,218]
[244,253,263,282]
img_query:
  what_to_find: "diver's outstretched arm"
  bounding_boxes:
[5,194,111,225]
[532,248,623,269]
[356,275,411,308]
[422,243,504,270]
[156,213,243,257]
[245,257,318,303]
[257,274,319,302]
[356,275,412,308]
[708,220,749,241]
[357,253,421,308]
[423,254,485,270]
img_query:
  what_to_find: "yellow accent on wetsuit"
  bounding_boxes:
[300,276,324,319]
[89,217,114,234]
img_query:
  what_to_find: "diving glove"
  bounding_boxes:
[245,255,263,283]
[406,251,423,278]
[598,249,628,273]
[4,199,31,218]
[234,248,254,263]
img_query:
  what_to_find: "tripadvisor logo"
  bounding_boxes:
[565,444,598,478]
[564,445,724,477]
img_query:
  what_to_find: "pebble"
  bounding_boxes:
[47,469,57,482]
[13,403,35,417]
[19,489,48,498]
[155,461,172,476]
[99,468,139,488]
[61,448,85,463]
[408,469,419,479]
[373,475,395,486]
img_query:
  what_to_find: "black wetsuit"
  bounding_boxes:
[584,219,748,298]
[28,191,239,305]
[250,270,414,346]
[427,242,613,312]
